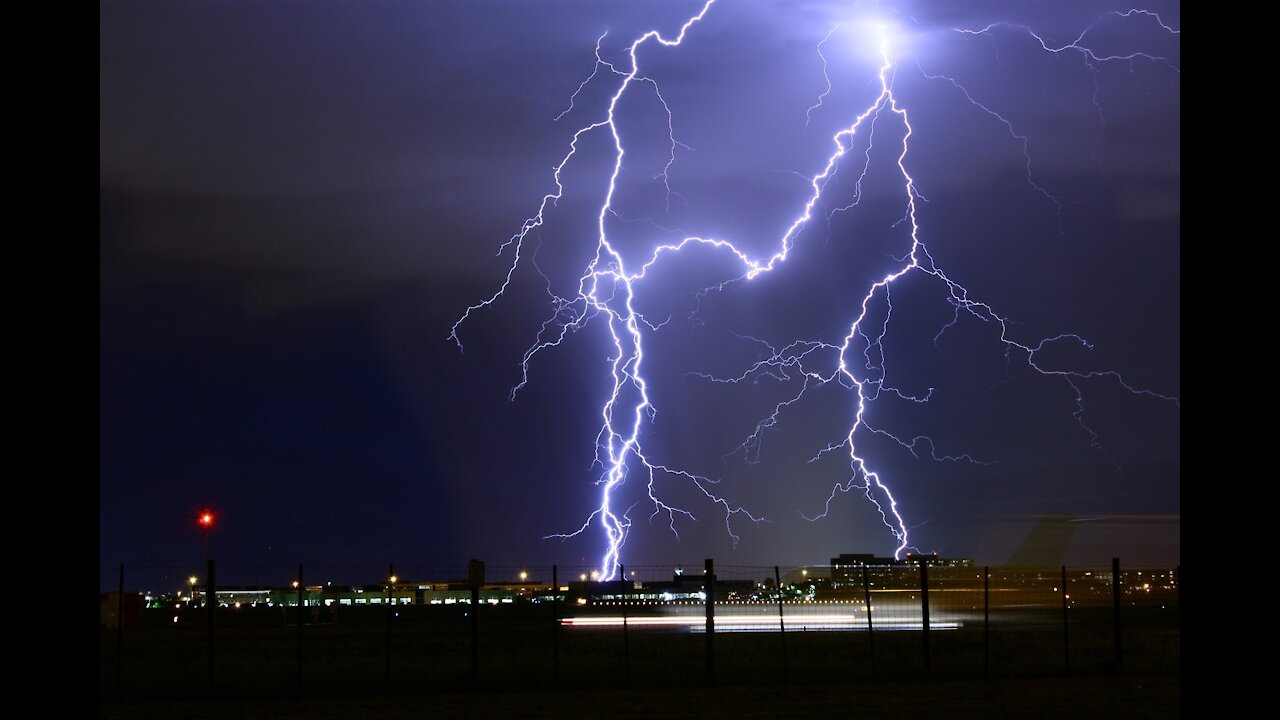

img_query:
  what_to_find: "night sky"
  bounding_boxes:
[100,0,1180,577]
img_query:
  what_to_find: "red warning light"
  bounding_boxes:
[198,511,215,528]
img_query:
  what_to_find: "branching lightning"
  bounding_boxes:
[805,23,841,126]
[450,0,1179,580]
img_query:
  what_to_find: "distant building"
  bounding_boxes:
[902,551,974,567]
[830,552,898,569]
[829,553,897,591]
[827,551,974,591]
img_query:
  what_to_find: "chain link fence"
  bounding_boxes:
[100,558,1179,701]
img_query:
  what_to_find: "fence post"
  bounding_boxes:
[470,560,482,686]
[863,564,875,680]
[620,564,630,681]
[1061,565,1070,673]
[920,560,930,672]
[551,564,559,687]
[206,558,216,695]
[774,566,787,683]
[1112,557,1123,670]
[116,563,124,695]
[470,577,479,686]
[983,565,990,681]
[384,561,394,691]
[705,558,715,685]
[297,563,304,696]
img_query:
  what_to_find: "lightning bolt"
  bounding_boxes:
[805,23,841,126]
[954,8,1181,128]
[451,1,1179,580]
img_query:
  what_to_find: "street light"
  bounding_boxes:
[519,570,528,582]
[189,576,198,604]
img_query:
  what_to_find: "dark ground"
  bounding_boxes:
[102,674,1179,719]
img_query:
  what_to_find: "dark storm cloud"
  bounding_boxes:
[101,0,1178,575]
